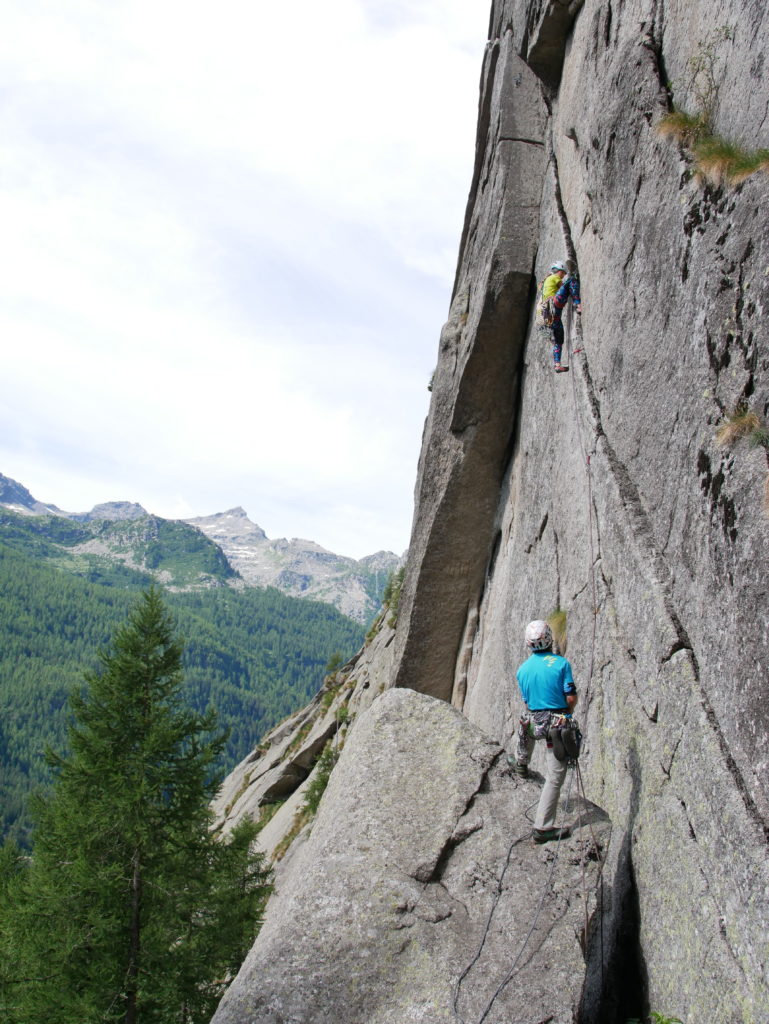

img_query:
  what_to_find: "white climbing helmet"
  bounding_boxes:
[550,261,567,273]
[525,620,553,651]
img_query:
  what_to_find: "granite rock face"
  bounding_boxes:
[212,617,397,869]
[212,690,609,1024]
[213,1,769,1021]
[399,0,769,1018]
[392,30,548,701]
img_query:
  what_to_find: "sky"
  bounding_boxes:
[0,0,488,560]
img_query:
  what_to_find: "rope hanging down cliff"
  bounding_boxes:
[549,124,600,725]
[450,773,575,1024]
[451,757,604,1024]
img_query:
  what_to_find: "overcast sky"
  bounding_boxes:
[0,0,488,560]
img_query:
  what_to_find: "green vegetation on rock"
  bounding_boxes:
[657,25,769,187]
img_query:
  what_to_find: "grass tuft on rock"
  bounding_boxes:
[715,406,760,447]
[694,137,769,184]
[273,741,340,862]
[548,609,567,655]
[657,109,709,145]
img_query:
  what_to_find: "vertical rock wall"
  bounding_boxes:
[392,29,547,702]
[406,0,769,1019]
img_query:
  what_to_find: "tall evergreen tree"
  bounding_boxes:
[0,588,270,1024]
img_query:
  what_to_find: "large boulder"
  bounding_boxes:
[212,689,609,1024]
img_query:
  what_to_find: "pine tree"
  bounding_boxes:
[0,588,270,1024]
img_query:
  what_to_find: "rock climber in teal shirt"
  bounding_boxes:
[512,620,578,844]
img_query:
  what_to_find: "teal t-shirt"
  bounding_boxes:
[516,651,576,710]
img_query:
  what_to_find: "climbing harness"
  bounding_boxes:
[517,710,582,762]
[536,290,557,330]
[518,709,553,741]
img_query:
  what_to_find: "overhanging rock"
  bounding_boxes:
[392,27,548,704]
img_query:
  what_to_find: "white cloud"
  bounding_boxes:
[0,0,486,559]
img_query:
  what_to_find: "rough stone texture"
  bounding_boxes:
[187,507,401,622]
[212,619,397,859]
[212,1,769,1021]
[392,29,548,701]
[212,690,610,1024]
[512,0,585,89]
[428,0,769,1019]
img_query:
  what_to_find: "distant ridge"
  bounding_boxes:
[0,474,402,622]
[73,501,147,522]
[186,508,402,623]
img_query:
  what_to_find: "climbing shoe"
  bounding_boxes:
[550,728,566,762]
[554,364,569,373]
[506,755,529,778]
[533,826,571,844]
[562,721,582,760]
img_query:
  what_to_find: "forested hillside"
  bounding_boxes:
[0,539,364,845]
[0,508,237,588]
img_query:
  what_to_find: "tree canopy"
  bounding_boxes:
[0,588,271,1024]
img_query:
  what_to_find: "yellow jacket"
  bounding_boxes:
[541,272,563,301]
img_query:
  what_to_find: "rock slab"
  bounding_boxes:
[212,689,609,1024]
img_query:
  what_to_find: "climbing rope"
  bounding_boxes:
[450,820,532,1023]
[473,768,577,1024]
[566,307,599,718]
[566,304,606,994]
[451,274,606,1024]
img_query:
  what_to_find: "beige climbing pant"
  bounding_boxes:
[516,712,569,830]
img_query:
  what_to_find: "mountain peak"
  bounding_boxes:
[75,501,147,522]
[0,473,64,517]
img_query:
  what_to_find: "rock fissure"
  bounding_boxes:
[416,752,503,888]
[575,360,768,845]
[660,638,691,663]
[695,681,769,844]
[498,134,546,146]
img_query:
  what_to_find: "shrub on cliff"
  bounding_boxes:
[657,24,769,187]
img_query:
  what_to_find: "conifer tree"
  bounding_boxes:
[0,587,269,1024]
